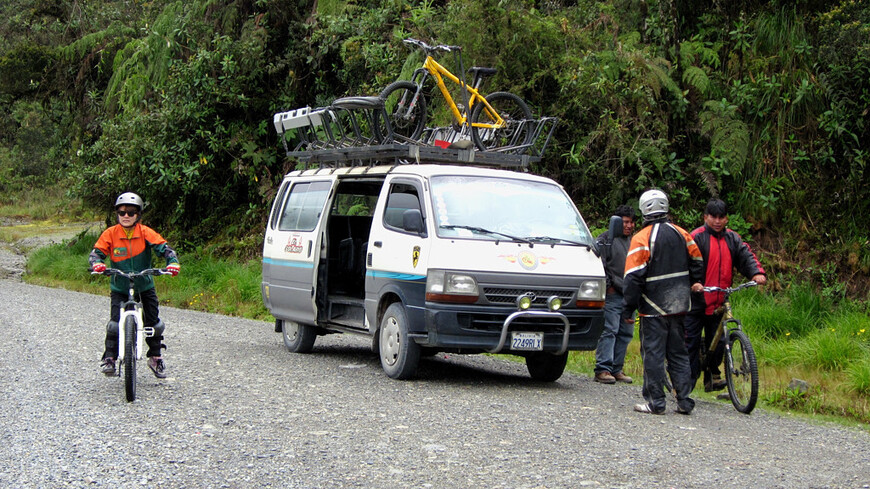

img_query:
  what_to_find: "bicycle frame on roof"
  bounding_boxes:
[414,52,506,130]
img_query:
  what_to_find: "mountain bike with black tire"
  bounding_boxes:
[379,38,532,151]
[91,267,172,402]
[701,281,760,414]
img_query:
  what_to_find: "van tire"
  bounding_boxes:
[282,320,317,353]
[525,351,568,382]
[379,303,420,379]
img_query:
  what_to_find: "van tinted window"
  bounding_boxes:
[278,181,332,231]
[384,185,420,230]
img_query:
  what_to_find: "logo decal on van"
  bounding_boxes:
[499,252,556,270]
[412,246,420,268]
[285,235,304,254]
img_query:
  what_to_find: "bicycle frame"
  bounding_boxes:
[399,39,506,131]
[117,284,149,363]
[413,56,505,130]
[705,281,756,353]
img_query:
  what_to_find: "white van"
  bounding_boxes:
[261,156,606,381]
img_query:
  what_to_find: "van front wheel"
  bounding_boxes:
[525,351,568,382]
[379,303,420,380]
[282,320,317,353]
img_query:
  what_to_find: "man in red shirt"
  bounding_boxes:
[685,198,766,392]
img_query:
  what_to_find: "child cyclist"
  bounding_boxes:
[89,192,179,379]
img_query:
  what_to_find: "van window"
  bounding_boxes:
[383,184,421,230]
[278,181,332,231]
[269,182,291,230]
[430,175,594,245]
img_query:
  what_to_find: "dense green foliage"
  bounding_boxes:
[1,0,868,295]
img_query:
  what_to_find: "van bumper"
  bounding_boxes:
[416,304,604,353]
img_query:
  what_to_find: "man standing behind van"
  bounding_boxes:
[624,189,704,415]
[593,205,636,384]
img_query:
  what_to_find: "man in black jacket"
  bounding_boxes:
[593,205,637,384]
[624,190,704,415]
[686,198,766,392]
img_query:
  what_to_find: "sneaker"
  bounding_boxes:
[594,371,616,384]
[148,357,167,379]
[675,406,692,415]
[100,358,116,376]
[613,372,633,384]
[634,403,665,415]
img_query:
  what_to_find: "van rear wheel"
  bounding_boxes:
[525,351,568,382]
[379,303,420,379]
[282,320,317,353]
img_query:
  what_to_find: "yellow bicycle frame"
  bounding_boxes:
[421,55,506,129]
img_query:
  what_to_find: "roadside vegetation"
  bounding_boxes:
[15,221,870,428]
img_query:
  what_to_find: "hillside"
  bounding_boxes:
[1,0,868,298]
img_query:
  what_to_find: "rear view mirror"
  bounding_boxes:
[402,209,425,234]
[607,215,623,243]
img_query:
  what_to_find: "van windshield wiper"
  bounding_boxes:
[440,225,532,245]
[526,235,595,250]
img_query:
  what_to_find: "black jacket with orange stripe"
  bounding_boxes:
[623,217,704,317]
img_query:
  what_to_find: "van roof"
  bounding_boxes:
[287,163,560,186]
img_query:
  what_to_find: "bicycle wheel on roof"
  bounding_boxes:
[469,92,532,151]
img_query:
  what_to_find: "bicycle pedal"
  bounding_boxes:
[144,327,155,337]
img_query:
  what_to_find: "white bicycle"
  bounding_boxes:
[92,267,172,401]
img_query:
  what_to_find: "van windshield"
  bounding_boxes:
[430,175,594,246]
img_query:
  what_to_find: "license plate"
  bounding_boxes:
[511,332,543,351]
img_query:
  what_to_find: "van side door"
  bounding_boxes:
[365,177,429,331]
[263,178,334,324]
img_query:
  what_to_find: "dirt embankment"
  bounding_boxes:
[0,219,101,280]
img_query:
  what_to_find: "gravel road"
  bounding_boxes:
[0,279,868,488]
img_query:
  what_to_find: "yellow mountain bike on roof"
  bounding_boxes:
[379,38,533,151]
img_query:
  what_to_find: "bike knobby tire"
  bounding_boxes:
[469,92,532,151]
[725,329,758,414]
[379,81,427,142]
[124,316,137,402]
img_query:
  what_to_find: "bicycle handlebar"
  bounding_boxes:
[403,38,461,53]
[702,281,757,294]
[90,268,173,279]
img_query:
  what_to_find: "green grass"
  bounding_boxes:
[16,232,870,427]
[24,232,271,320]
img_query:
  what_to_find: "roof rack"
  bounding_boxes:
[273,96,557,170]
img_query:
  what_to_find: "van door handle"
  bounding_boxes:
[373,241,382,248]
[308,240,312,257]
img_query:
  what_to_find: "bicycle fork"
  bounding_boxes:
[116,303,155,364]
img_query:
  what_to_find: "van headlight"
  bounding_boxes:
[426,270,479,304]
[575,279,605,308]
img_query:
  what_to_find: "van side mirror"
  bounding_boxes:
[607,215,623,243]
[402,209,425,234]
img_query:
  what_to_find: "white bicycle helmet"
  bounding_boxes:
[639,189,669,218]
[115,192,144,210]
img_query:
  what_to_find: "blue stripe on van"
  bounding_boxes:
[262,257,315,269]
[366,270,426,282]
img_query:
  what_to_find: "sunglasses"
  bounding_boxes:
[117,210,139,217]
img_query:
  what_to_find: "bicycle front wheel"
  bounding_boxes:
[379,81,426,141]
[724,329,758,414]
[124,316,137,402]
[469,92,532,151]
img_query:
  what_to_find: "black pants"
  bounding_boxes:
[684,312,725,389]
[639,315,695,413]
[103,289,165,359]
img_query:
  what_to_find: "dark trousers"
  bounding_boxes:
[684,312,724,388]
[639,315,695,413]
[103,289,164,359]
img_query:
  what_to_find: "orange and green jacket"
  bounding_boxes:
[89,223,178,294]
[623,218,704,316]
